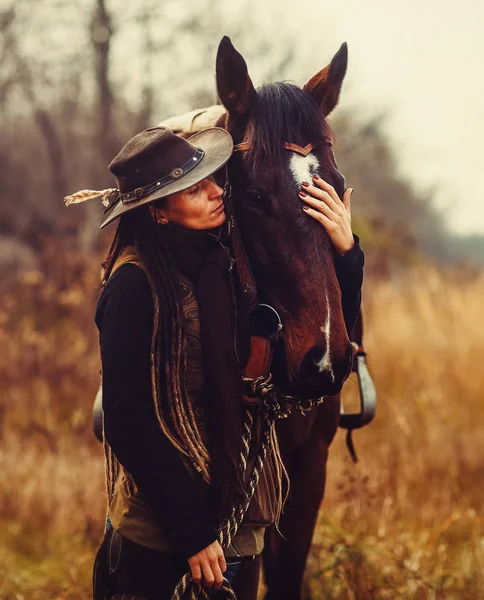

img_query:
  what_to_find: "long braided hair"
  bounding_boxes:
[102,204,212,484]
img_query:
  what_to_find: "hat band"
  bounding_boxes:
[120,148,205,204]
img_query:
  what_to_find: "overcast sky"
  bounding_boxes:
[289,0,484,235]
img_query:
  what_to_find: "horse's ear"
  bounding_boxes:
[303,43,348,116]
[216,36,256,116]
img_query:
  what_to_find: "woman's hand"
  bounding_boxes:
[188,540,226,590]
[299,175,354,255]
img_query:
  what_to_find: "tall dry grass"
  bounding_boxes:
[1,254,483,599]
[0,247,104,599]
[306,266,484,599]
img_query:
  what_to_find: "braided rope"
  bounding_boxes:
[220,415,271,550]
[170,410,271,600]
[172,576,237,600]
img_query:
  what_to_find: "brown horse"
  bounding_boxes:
[213,37,354,599]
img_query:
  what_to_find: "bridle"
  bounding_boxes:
[233,138,333,155]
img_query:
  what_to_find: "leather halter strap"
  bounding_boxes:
[230,222,258,311]
[233,138,333,156]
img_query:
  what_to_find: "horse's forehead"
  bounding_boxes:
[288,153,320,187]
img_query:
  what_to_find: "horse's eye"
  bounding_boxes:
[246,190,267,210]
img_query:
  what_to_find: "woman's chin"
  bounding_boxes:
[213,212,226,226]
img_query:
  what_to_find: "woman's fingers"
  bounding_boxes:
[309,176,344,208]
[302,205,335,229]
[190,562,202,585]
[211,560,225,590]
[313,175,347,206]
[198,559,224,589]
[301,182,339,213]
[300,178,355,254]
[218,554,227,574]
[188,540,225,590]
[201,562,215,588]
[300,178,353,222]
[342,187,353,214]
[299,190,336,220]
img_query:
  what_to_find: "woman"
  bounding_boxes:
[82,125,363,600]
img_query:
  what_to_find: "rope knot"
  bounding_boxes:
[242,374,324,419]
[171,573,237,600]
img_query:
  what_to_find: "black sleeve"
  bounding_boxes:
[333,235,365,336]
[97,264,218,559]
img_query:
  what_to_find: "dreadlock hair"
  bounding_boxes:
[102,204,211,484]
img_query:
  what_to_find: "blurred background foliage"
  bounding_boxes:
[1,1,484,599]
[0,0,482,273]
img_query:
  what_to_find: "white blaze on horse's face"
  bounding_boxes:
[288,153,320,188]
[316,293,335,382]
[289,152,335,381]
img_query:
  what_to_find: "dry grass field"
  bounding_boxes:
[1,251,483,599]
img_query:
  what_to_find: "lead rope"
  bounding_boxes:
[170,409,273,600]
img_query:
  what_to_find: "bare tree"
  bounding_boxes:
[0,4,67,241]
[91,0,117,165]
[135,3,155,131]
[78,0,118,252]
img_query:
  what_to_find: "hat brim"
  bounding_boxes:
[100,127,233,229]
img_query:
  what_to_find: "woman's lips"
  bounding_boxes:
[213,203,224,213]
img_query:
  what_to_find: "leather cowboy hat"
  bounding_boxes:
[98,126,233,229]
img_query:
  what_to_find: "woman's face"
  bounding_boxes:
[151,176,226,230]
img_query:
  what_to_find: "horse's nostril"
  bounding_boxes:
[298,344,353,397]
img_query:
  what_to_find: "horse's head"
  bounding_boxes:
[216,37,353,397]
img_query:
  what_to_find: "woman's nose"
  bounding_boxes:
[208,178,224,198]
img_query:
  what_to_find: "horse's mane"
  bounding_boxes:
[244,82,333,168]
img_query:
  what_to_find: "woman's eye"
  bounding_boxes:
[188,184,201,194]
[246,191,267,210]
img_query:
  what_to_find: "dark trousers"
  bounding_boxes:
[93,528,261,600]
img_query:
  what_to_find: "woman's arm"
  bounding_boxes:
[97,264,218,560]
[333,236,364,335]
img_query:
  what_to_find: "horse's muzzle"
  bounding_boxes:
[297,342,353,398]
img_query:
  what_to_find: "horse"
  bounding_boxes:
[212,37,356,600]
